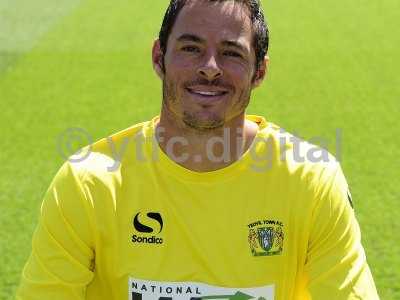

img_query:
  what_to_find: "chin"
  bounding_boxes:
[182,111,224,130]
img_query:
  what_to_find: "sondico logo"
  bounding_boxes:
[132,212,164,245]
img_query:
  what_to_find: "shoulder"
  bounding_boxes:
[254,121,355,247]
[53,119,154,201]
[257,120,343,177]
[66,119,152,177]
[252,120,349,208]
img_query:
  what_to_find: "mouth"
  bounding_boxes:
[185,87,229,104]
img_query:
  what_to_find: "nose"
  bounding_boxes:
[197,54,223,81]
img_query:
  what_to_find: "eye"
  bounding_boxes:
[181,46,200,53]
[223,50,242,58]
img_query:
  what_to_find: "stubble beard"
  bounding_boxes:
[162,77,252,132]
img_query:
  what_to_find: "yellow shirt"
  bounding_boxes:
[17,115,379,300]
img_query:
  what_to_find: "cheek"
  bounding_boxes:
[222,61,253,82]
[168,53,197,71]
[165,57,195,86]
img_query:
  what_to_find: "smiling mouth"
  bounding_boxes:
[186,88,228,98]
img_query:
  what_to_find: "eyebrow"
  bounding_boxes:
[176,34,205,44]
[221,40,248,54]
[176,34,248,54]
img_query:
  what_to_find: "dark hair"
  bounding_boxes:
[158,0,269,71]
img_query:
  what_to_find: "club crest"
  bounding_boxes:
[248,220,284,256]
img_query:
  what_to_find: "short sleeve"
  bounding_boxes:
[304,164,380,299]
[16,161,95,299]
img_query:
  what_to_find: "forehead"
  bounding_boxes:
[170,0,253,44]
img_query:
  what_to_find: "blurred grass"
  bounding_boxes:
[1,0,399,298]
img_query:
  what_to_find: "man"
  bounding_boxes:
[17,0,380,299]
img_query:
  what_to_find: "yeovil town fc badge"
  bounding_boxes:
[248,219,284,256]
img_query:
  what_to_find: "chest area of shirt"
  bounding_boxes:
[101,189,290,280]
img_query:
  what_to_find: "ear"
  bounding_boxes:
[251,55,269,89]
[152,39,165,80]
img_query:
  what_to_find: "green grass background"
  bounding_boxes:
[0,0,399,298]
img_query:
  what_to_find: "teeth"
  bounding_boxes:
[191,90,224,96]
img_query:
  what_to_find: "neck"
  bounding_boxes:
[155,107,258,172]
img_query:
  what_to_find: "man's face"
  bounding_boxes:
[157,0,265,130]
